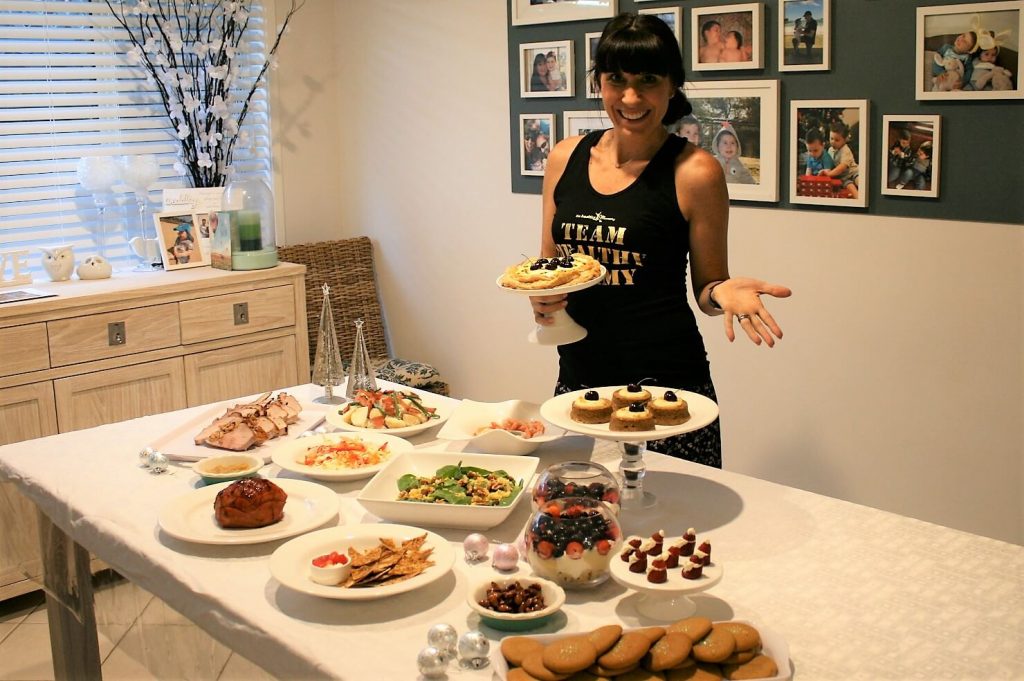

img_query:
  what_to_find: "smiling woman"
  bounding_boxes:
[528,12,792,468]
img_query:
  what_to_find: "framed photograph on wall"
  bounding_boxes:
[520,41,575,98]
[563,110,612,138]
[691,3,764,71]
[916,1,1023,100]
[520,113,555,177]
[779,0,830,71]
[881,115,941,198]
[789,100,869,208]
[154,212,208,270]
[584,31,602,99]
[681,79,780,203]
[511,0,616,26]
[638,7,683,52]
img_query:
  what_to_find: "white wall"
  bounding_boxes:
[273,1,1023,544]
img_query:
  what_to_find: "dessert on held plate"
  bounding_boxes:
[336,389,438,429]
[611,383,652,410]
[213,478,287,529]
[193,391,302,451]
[609,402,655,432]
[650,390,691,426]
[500,253,602,290]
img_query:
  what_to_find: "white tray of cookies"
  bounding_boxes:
[539,385,720,442]
[492,619,791,681]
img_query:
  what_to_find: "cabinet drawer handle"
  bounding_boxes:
[233,302,249,325]
[107,321,126,346]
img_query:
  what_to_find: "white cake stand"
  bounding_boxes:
[609,556,723,620]
[539,386,720,509]
[496,266,606,346]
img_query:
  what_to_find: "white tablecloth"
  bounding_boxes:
[1,384,1021,680]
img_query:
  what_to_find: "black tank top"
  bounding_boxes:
[552,130,710,388]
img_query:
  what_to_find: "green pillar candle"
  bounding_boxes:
[236,210,262,251]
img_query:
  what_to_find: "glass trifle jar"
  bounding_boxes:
[532,461,621,515]
[524,496,622,588]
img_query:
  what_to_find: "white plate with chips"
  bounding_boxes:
[269,523,455,600]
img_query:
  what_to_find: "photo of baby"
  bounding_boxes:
[520,114,554,177]
[882,115,941,198]
[692,3,762,70]
[918,3,1021,100]
[791,101,869,208]
[680,96,762,186]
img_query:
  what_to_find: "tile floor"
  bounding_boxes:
[0,571,276,681]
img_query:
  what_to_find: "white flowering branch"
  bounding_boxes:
[102,0,304,188]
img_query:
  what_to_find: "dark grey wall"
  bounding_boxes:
[507,0,1024,225]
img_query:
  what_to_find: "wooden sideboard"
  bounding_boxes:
[0,263,309,601]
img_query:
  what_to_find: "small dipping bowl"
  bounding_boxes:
[193,454,262,486]
[309,551,351,586]
[467,575,565,631]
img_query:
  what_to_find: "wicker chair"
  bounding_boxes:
[278,237,449,396]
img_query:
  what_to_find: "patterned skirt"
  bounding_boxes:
[553,379,722,469]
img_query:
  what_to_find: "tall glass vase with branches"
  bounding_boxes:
[102,0,304,188]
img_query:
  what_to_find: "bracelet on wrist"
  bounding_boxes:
[708,281,725,310]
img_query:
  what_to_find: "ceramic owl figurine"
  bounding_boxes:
[40,246,75,282]
[76,255,112,280]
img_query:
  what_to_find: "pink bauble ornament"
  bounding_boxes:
[463,533,489,562]
[491,542,520,571]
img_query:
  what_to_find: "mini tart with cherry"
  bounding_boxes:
[570,390,613,424]
[649,390,690,426]
[611,383,652,410]
[609,402,655,432]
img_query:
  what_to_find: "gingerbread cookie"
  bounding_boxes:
[522,651,572,681]
[503,636,546,667]
[543,636,599,675]
[716,622,760,652]
[643,632,693,672]
[722,653,778,680]
[508,668,543,681]
[616,669,666,681]
[691,626,736,663]
[589,661,640,677]
[666,616,713,642]
[666,663,725,680]
[635,627,667,644]
[588,624,624,656]
[598,632,652,670]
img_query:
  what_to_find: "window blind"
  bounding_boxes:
[0,0,274,270]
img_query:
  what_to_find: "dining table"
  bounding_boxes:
[0,382,1021,681]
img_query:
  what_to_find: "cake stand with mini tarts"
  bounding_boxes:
[540,385,720,509]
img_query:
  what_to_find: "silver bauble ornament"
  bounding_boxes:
[457,630,490,669]
[147,450,169,474]
[491,542,519,571]
[426,623,458,660]
[416,646,447,678]
[138,446,155,467]
[462,533,489,562]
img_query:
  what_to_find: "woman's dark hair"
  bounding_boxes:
[533,52,547,73]
[592,12,692,124]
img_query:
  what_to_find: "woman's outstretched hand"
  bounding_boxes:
[713,278,792,347]
[530,294,568,326]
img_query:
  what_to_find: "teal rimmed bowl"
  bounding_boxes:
[467,575,565,632]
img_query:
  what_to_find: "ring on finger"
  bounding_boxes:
[736,313,751,322]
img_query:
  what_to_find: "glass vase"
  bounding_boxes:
[524,496,621,589]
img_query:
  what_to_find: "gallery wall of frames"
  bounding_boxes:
[507,0,1024,224]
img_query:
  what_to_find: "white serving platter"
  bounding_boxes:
[151,396,328,462]
[269,524,455,600]
[356,450,539,530]
[157,478,339,545]
[492,620,791,680]
[270,432,413,481]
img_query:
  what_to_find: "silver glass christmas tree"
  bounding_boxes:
[311,284,346,404]
[344,318,378,398]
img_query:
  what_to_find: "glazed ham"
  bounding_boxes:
[214,478,287,528]
[194,392,303,451]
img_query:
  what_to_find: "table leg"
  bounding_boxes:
[36,509,102,681]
